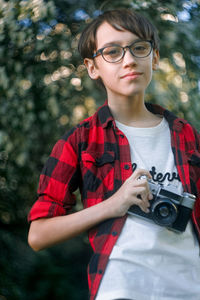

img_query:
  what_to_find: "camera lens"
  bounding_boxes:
[151,198,177,226]
[159,206,170,217]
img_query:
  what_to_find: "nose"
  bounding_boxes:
[122,47,137,66]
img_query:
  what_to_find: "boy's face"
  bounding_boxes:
[84,22,159,101]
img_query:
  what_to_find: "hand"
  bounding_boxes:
[109,168,153,217]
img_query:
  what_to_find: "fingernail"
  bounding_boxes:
[149,194,153,200]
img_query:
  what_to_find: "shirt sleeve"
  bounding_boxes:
[28,127,80,222]
[193,126,200,151]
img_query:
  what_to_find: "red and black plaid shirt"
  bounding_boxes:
[28,101,200,300]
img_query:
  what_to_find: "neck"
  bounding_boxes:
[107,93,162,127]
[108,93,147,122]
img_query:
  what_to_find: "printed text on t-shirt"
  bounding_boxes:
[132,163,180,183]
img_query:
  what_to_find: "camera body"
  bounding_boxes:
[128,180,196,232]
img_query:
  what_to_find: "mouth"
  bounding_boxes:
[121,72,143,79]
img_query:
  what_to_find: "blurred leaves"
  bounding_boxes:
[0,0,200,299]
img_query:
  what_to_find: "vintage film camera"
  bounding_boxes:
[128,179,196,232]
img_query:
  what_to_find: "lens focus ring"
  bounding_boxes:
[151,198,178,226]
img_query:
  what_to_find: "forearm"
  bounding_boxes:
[28,198,116,251]
[28,169,152,251]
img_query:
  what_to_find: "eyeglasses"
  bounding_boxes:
[93,40,153,63]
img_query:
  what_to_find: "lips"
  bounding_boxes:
[121,72,142,79]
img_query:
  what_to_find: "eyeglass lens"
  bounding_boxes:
[102,41,152,62]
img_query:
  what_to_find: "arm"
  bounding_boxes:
[28,169,152,251]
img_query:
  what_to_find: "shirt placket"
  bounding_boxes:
[114,127,133,181]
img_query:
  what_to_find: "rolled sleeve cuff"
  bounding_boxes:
[28,196,67,222]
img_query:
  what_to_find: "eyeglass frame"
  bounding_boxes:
[92,39,153,63]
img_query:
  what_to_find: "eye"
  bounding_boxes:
[132,42,150,54]
[134,45,146,51]
[103,46,122,58]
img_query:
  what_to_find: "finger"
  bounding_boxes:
[133,180,153,200]
[132,186,150,212]
[148,192,153,200]
[138,190,150,206]
[130,168,152,181]
[133,196,150,213]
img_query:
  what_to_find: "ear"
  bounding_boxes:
[84,58,100,80]
[152,50,160,71]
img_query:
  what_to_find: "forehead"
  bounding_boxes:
[95,22,139,49]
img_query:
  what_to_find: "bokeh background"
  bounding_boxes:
[0,0,200,299]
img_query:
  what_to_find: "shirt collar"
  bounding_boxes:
[145,103,188,132]
[97,100,115,129]
[97,101,188,132]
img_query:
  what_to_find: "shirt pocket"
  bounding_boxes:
[81,150,115,194]
[81,150,115,170]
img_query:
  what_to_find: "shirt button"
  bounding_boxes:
[98,269,103,274]
[120,134,124,138]
[112,231,118,236]
[124,164,130,170]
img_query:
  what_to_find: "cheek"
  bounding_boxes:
[147,68,153,81]
[99,67,119,86]
[141,55,153,75]
[97,59,118,76]
[143,63,153,83]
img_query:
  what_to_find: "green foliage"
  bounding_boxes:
[0,0,199,299]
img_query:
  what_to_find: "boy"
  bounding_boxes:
[28,9,200,300]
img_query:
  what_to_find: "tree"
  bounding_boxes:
[0,0,199,299]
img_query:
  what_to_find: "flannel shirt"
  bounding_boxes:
[28,101,200,300]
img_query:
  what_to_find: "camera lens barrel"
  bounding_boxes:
[151,198,178,226]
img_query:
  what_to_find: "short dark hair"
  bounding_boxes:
[78,9,159,60]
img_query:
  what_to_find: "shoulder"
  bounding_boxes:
[167,112,200,151]
[56,105,104,152]
[61,102,110,141]
[182,122,200,150]
[146,102,200,148]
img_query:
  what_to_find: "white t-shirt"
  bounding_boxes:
[95,118,200,300]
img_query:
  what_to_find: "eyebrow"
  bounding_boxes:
[100,38,142,49]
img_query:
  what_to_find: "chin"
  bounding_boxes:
[123,89,143,97]
[107,85,144,99]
